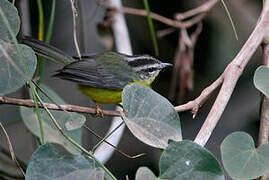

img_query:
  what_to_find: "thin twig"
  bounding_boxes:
[157,27,176,38]
[97,0,210,29]
[70,0,82,59]
[84,125,145,159]
[92,121,124,152]
[175,74,223,117]
[0,122,25,176]
[0,96,120,117]
[175,0,220,20]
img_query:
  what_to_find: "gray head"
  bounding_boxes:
[124,54,172,82]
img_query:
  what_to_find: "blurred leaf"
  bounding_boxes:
[221,131,269,180]
[254,66,269,97]
[0,0,20,42]
[159,141,224,180]
[0,40,37,95]
[26,143,104,180]
[135,167,156,180]
[20,84,86,154]
[122,83,182,149]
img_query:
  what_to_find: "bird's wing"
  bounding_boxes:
[54,58,135,90]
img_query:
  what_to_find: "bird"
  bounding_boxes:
[21,37,172,116]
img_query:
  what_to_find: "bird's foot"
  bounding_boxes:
[95,103,104,117]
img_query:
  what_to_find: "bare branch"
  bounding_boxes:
[193,0,269,146]
[175,0,220,20]
[97,0,212,29]
[175,74,224,117]
[0,122,25,176]
[257,40,269,180]
[0,96,120,117]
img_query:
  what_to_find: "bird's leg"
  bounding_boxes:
[95,103,104,117]
[116,103,123,109]
[117,103,127,115]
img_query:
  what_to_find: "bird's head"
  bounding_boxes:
[124,54,172,83]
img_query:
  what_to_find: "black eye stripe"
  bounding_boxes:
[127,58,158,67]
[139,67,159,73]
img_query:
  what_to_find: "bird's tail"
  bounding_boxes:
[20,36,76,65]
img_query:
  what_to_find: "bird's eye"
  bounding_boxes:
[148,68,155,72]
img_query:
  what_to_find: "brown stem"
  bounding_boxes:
[193,0,269,146]
[0,96,120,117]
[175,0,220,20]
[97,0,211,28]
[258,41,269,180]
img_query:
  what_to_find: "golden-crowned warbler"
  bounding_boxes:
[21,37,172,115]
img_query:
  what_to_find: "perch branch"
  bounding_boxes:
[0,96,120,117]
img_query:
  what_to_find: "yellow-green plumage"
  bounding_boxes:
[78,73,159,104]
[21,37,171,105]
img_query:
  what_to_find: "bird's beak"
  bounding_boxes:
[160,62,173,69]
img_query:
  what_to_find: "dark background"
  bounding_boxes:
[0,0,263,179]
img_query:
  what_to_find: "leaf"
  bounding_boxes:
[26,143,104,180]
[20,84,86,154]
[0,40,37,95]
[122,83,182,149]
[221,131,269,180]
[159,140,224,180]
[254,66,269,97]
[0,0,20,42]
[135,167,156,180]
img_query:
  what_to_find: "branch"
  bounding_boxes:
[97,0,212,29]
[192,0,269,146]
[259,42,269,146]
[0,96,120,117]
[175,74,223,117]
[175,0,219,20]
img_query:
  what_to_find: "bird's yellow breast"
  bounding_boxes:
[78,72,159,104]
[78,85,123,104]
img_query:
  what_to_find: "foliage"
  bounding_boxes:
[0,0,269,180]
[122,83,182,149]
[20,84,85,154]
[221,132,269,179]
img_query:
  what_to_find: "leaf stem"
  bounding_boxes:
[32,89,117,180]
[143,0,159,57]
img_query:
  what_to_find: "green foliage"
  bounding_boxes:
[0,0,20,42]
[143,0,159,57]
[159,140,224,180]
[254,66,269,97]
[122,83,182,149]
[0,40,37,95]
[0,0,37,96]
[135,167,156,180]
[20,84,86,154]
[26,143,105,180]
[221,131,269,179]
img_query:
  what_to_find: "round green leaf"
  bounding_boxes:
[0,40,37,95]
[0,0,20,41]
[135,167,156,180]
[254,66,269,97]
[122,83,182,149]
[20,84,86,154]
[221,131,269,180]
[159,140,224,180]
[26,143,104,180]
